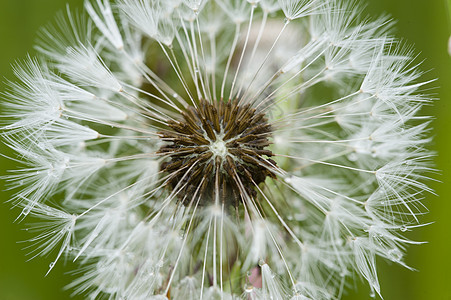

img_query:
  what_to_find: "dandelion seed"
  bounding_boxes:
[2,0,433,299]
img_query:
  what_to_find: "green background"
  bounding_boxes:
[0,1,449,299]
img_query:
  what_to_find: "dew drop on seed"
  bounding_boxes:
[369,290,376,298]
[400,225,408,232]
[49,262,55,269]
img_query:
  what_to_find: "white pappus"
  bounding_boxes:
[1,0,433,299]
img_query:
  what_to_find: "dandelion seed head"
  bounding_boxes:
[2,0,433,299]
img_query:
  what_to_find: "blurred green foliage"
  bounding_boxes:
[0,3,85,300]
[0,1,449,299]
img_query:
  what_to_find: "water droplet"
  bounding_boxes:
[369,290,376,298]
[49,262,55,269]
[400,225,408,232]
[22,207,31,216]
[156,260,164,268]
[347,153,358,162]
[388,248,403,261]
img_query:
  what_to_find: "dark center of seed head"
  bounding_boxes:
[158,99,277,207]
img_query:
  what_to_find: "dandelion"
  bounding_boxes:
[2,0,433,299]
